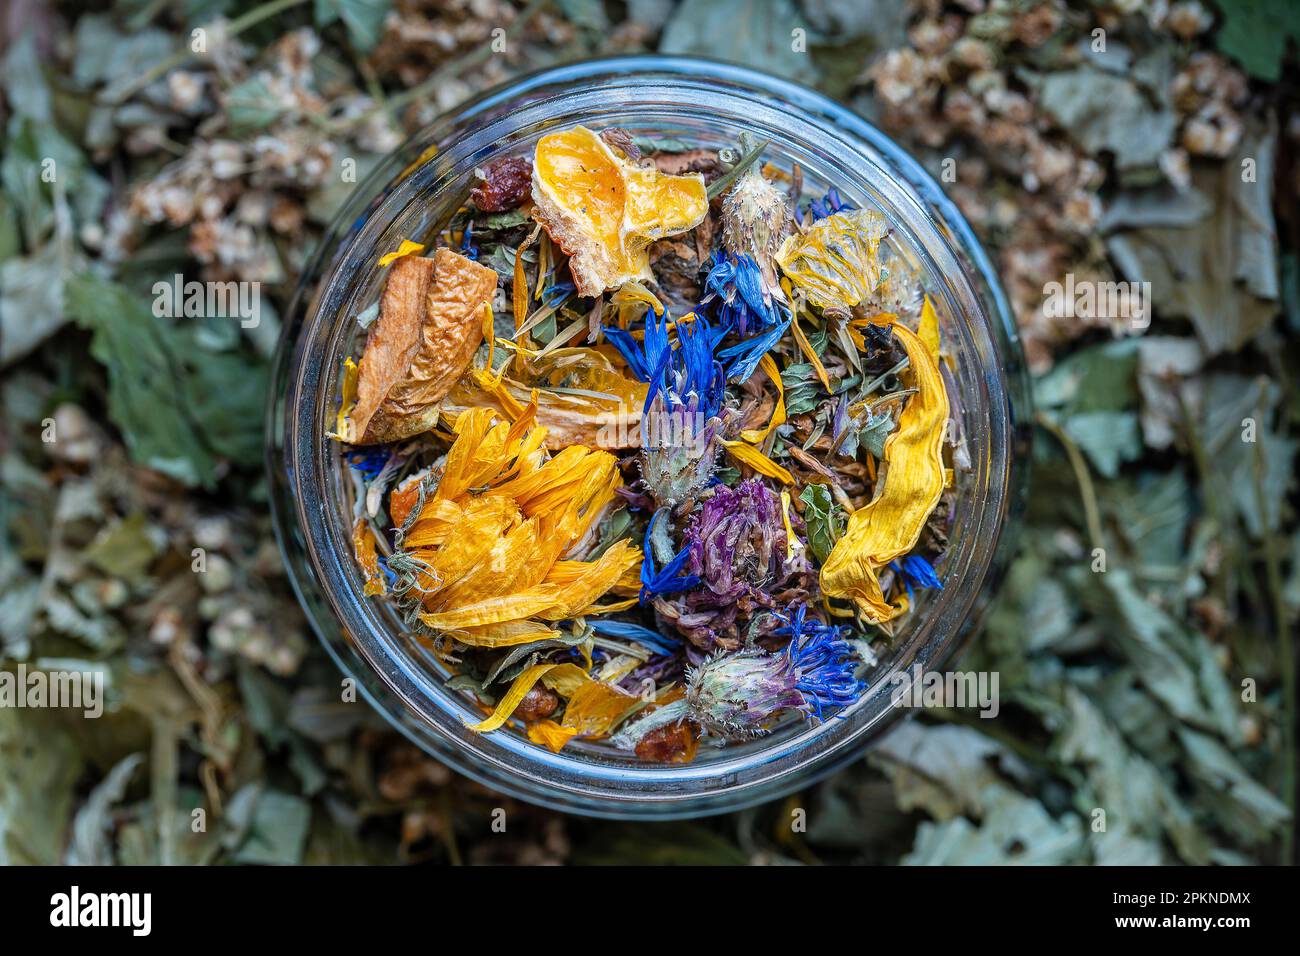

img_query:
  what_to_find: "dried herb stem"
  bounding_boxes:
[1035,411,1105,554]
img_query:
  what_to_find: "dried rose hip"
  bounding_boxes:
[634,721,700,764]
[513,685,560,722]
[470,156,533,212]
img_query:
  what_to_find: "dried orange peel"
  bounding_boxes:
[530,126,708,296]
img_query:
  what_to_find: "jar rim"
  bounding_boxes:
[267,55,1030,819]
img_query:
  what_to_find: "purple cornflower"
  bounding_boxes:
[685,479,787,601]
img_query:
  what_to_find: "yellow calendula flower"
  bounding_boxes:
[392,404,641,648]
[819,319,948,622]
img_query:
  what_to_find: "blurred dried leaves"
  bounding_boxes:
[0,0,1296,865]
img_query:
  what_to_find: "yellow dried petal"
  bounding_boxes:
[775,208,888,310]
[330,357,360,441]
[452,620,560,648]
[351,517,386,597]
[739,353,786,444]
[468,663,555,732]
[378,239,425,267]
[539,662,591,698]
[559,680,639,737]
[820,321,948,621]
[721,439,795,485]
[419,587,560,630]
[919,294,941,360]
[527,719,579,752]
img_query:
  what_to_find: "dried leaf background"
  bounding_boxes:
[1,0,1296,865]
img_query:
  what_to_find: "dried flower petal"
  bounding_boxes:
[820,321,948,621]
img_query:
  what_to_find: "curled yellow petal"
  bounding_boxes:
[721,439,794,485]
[451,620,560,647]
[378,239,425,267]
[468,663,555,732]
[919,294,941,360]
[419,587,560,630]
[351,517,386,597]
[780,489,802,556]
[739,353,786,444]
[527,719,579,752]
[330,357,360,442]
[820,321,948,621]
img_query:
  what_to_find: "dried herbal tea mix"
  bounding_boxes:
[331,125,963,763]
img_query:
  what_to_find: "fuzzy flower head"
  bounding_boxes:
[686,478,787,600]
[720,164,791,297]
[685,603,864,738]
[607,308,729,505]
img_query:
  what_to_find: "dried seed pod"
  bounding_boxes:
[513,684,560,722]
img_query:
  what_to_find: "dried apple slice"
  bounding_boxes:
[530,126,707,297]
[346,248,498,444]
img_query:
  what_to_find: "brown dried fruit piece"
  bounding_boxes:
[346,248,497,444]
[470,156,533,212]
[513,685,560,722]
[634,720,700,763]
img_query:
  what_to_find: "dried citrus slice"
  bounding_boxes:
[530,126,707,297]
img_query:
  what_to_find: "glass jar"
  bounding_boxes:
[267,56,1031,819]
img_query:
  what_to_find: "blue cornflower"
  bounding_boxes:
[461,220,478,260]
[685,602,864,737]
[639,510,700,601]
[771,603,865,719]
[347,450,389,480]
[605,307,727,422]
[889,554,944,606]
[716,316,789,384]
[704,251,783,337]
[809,187,856,221]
